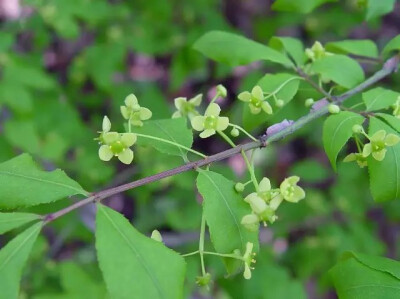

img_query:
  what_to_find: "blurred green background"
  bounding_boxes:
[0,0,399,298]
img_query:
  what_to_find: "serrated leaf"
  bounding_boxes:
[367,117,400,202]
[310,55,365,89]
[329,251,400,299]
[243,73,301,131]
[0,222,42,299]
[0,154,88,209]
[323,111,365,171]
[130,118,193,158]
[325,40,378,58]
[382,35,400,57]
[376,113,400,132]
[272,0,337,14]
[193,31,292,67]
[366,0,395,20]
[196,170,258,273]
[0,212,41,235]
[95,204,186,299]
[362,87,400,112]
[269,36,305,66]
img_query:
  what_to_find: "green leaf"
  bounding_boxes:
[325,40,378,58]
[96,204,186,299]
[243,73,301,131]
[196,170,258,272]
[269,36,305,66]
[0,154,88,209]
[0,212,41,234]
[193,31,292,67]
[131,118,193,158]
[362,87,400,112]
[310,55,365,89]
[382,35,400,57]
[366,0,395,20]
[272,0,337,14]
[0,222,42,299]
[323,111,365,171]
[376,113,400,132]
[330,252,400,299]
[367,117,400,201]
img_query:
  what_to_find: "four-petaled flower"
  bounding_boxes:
[98,116,137,164]
[242,242,256,280]
[238,86,272,115]
[172,94,202,119]
[280,176,305,203]
[362,130,400,161]
[305,41,333,61]
[191,103,229,138]
[120,94,152,127]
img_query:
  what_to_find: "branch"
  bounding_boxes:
[294,67,334,101]
[43,55,400,224]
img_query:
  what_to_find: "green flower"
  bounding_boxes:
[280,176,305,203]
[242,242,256,280]
[305,41,333,61]
[172,94,202,119]
[392,98,400,119]
[238,86,272,115]
[343,152,368,168]
[241,214,259,232]
[191,103,229,138]
[362,130,400,161]
[98,116,137,165]
[120,94,152,127]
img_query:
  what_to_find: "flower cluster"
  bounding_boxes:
[344,126,400,167]
[238,85,273,115]
[97,116,137,164]
[191,103,229,138]
[241,176,305,231]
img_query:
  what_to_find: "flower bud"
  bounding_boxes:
[230,128,240,137]
[235,182,245,192]
[276,99,284,108]
[150,230,162,243]
[305,98,314,107]
[352,124,364,134]
[216,84,227,97]
[328,104,340,114]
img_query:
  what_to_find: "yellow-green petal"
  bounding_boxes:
[118,149,134,164]
[259,177,271,192]
[216,117,229,131]
[370,130,386,142]
[125,94,138,107]
[248,195,267,214]
[238,91,251,102]
[103,132,119,144]
[343,153,357,162]
[120,106,130,119]
[102,116,111,132]
[205,103,221,116]
[249,104,261,114]
[139,107,152,120]
[362,143,372,157]
[99,145,113,161]
[200,129,216,138]
[372,149,386,161]
[252,85,263,101]
[191,116,205,131]
[174,97,187,110]
[385,134,400,146]
[189,94,202,106]
[172,111,182,119]
[261,101,273,114]
[121,133,137,147]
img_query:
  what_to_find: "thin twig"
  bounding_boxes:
[295,67,334,101]
[43,55,400,224]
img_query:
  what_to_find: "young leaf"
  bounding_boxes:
[269,37,305,66]
[243,73,301,131]
[272,0,337,14]
[367,117,400,202]
[362,87,400,112]
[96,204,186,299]
[0,154,88,209]
[376,113,400,132]
[196,170,258,271]
[366,0,396,21]
[330,251,400,299]
[193,31,292,67]
[323,111,365,171]
[310,55,365,89]
[0,212,41,235]
[130,118,193,158]
[0,222,42,299]
[382,35,400,57]
[325,40,378,58]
